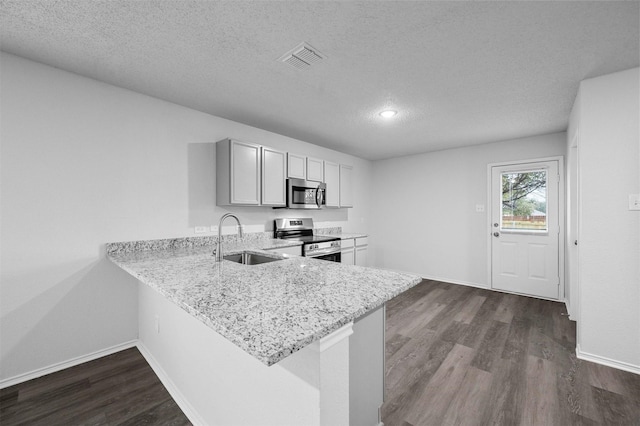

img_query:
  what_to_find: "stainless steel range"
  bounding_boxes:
[274,218,341,262]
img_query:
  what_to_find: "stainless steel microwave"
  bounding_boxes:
[286,178,326,209]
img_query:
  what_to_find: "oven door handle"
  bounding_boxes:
[306,247,340,258]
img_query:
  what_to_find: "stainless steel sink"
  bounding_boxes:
[223,252,282,265]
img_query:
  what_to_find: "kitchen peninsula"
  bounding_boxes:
[107,234,421,425]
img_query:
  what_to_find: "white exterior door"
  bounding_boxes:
[490,160,560,299]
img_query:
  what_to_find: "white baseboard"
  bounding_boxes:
[563,299,577,321]
[576,344,640,375]
[136,342,206,425]
[420,274,489,290]
[0,340,138,389]
[1,339,205,424]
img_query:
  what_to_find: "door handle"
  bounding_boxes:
[493,232,500,237]
[315,183,326,207]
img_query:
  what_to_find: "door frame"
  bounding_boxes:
[567,132,580,321]
[486,156,566,300]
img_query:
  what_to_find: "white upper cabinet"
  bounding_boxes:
[287,153,306,179]
[339,164,353,208]
[217,139,261,206]
[217,139,354,209]
[306,157,324,182]
[324,161,340,208]
[261,147,286,206]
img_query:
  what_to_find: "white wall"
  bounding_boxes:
[574,68,640,371]
[370,133,566,287]
[0,52,372,382]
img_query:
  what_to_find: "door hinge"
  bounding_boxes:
[557,277,561,286]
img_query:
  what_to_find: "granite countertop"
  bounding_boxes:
[318,232,368,240]
[107,236,420,366]
[314,227,367,240]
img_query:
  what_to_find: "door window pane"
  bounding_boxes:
[501,170,547,231]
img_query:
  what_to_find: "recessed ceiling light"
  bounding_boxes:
[379,110,397,118]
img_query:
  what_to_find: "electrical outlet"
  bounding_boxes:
[195,226,208,234]
[629,194,640,211]
[154,315,160,334]
[211,225,218,233]
[475,204,485,212]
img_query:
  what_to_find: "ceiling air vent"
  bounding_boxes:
[279,43,325,70]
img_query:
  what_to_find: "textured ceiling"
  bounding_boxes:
[1,1,638,160]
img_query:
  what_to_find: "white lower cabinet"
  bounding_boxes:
[355,237,368,267]
[341,238,355,265]
[341,237,368,266]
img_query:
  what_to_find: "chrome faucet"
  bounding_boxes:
[215,213,243,261]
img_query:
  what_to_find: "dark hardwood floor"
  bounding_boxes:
[0,347,190,425]
[2,280,638,425]
[383,280,640,426]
